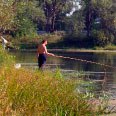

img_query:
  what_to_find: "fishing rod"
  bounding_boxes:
[54,55,116,70]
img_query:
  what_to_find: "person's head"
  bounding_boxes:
[42,40,47,45]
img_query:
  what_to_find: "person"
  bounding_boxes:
[37,40,55,69]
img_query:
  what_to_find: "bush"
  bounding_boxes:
[91,30,114,47]
[12,18,37,38]
[11,31,64,49]
[104,45,116,50]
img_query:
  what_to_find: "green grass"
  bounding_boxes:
[10,31,64,49]
[0,67,110,116]
[104,45,116,50]
[0,68,96,116]
[94,45,116,50]
[0,46,110,116]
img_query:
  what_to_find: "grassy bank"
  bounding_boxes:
[2,31,115,50]
[0,67,109,116]
[93,45,116,50]
[0,46,110,115]
[9,33,116,50]
[10,31,65,49]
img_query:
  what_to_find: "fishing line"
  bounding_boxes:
[54,55,116,70]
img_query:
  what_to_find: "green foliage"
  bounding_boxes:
[15,0,45,23]
[96,0,116,33]
[81,0,116,38]
[94,45,116,50]
[0,0,15,32]
[11,31,65,49]
[54,68,63,78]
[104,45,116,50]
[0,67,100,116]
[0,45,15,67]
[91,30,114,47]
[40,0,74,32]
[1,0,116,49]
[12,0,45,38]
[14,18,37,37]
[66,10,85,35]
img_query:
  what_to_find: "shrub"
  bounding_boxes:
[12,18,37,38]
[11,31,64,49]
[104,45,116,50]
[91,30,114,47]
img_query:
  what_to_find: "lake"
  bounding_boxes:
[10,49,116,106]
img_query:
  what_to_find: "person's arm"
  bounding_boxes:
[44,46,55,56]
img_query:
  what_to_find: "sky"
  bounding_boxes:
[67,2,81,16]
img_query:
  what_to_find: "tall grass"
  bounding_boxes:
[0,45,15,67]
[0,68,98,116]
[93,45,116,50]
[0,46,108,115]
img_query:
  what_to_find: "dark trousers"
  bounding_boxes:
[38,54,46,69]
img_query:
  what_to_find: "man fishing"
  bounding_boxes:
[37,40,55,69]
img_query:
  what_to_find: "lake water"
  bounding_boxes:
[10,50,116,105]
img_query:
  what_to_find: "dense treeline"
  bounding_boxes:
[0,0,116,48]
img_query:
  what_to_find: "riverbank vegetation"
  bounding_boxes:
[0,47,111,115]
[1,0,116,50]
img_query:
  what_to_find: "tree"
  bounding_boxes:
[91,30,114,47]
[81,0,116,37]
[40,0,73,32]
[66,10,85,35]
[12,0,45,37]
[96,0,116,33]
[81,0,97,37]
[0,0,15,35]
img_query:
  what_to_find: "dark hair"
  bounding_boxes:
[42,40,47,43]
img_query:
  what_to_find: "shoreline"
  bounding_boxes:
[49,49,116,53]
[9,48,116,53]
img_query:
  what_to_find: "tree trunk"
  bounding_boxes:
[50,0,56,33]
[45,3,51,32]
[46,16,51,32]
[86,9,91,37]
[51,10,56,32]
